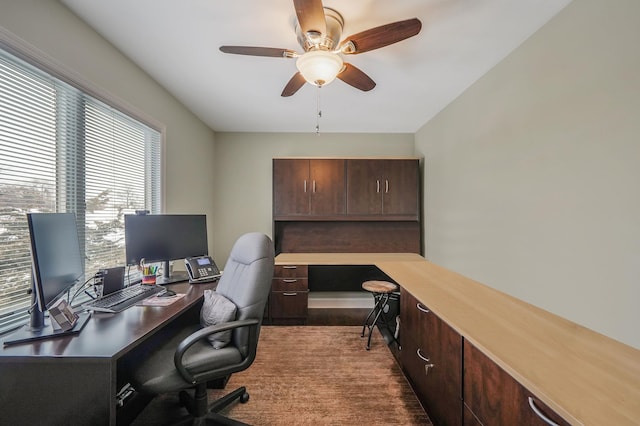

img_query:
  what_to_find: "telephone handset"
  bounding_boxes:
[184,255,221,283]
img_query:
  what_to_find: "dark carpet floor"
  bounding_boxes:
[131,326,431,425]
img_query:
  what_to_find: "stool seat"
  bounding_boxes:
[362,280,398,294]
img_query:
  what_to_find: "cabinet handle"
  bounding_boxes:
[282,265,297,269]
[417,349,435,376]
[282,292,297,296]
[416,348,430,362]
[385,179,389,193]
[303,180,307,193]
[528,397,560,426]
[416,303,430,313]
[283,279,298,283]
[376,180,380,193]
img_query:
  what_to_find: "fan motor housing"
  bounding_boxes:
[296,7,344,52]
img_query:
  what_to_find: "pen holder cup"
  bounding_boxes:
[142,274,157,285]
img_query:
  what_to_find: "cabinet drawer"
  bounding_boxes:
[272,278,308,291]
[400,289,431,350]
[464,340,570,426]
[270,291,308,319]
[463,403,483,426]
[274,264,308,278]
[400,288,463,426]
[400,336,430,405]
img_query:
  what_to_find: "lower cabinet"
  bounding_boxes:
[463,340,571,426]
[270,264,308,324]
[400,290,570,426]
[400,289,463,426]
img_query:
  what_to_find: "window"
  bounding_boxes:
[0,47,162,333]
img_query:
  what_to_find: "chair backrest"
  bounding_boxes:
[215,232,274,356]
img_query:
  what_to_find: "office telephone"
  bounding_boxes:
[184,255,221,283]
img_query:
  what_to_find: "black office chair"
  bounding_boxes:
[129,232,274,425]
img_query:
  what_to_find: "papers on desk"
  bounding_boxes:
[137,293,186,306]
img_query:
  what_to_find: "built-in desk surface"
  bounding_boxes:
[275,253,640,425]
[0,281,214,425]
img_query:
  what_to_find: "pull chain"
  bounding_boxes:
[315,85,322,134]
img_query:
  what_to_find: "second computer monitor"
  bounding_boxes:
[124,214,208,284]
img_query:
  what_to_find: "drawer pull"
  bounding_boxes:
[416,303,430,313]
[282,292,297,296]
[417,349,435,376]
[282,265,297,269]
[528,397,560,426]
[416,348,430,363]
[283,279,298,283]
[424,363,435,376]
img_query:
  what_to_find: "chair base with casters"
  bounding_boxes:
[174,382,250,426]
[361,280,399,350]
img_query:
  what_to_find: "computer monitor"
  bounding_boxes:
[3,213,91,346]
[124,214,208,284]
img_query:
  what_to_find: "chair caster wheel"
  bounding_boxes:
[240,391,250,403]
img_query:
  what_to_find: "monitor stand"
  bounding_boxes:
[156,259,189,285]
[2,311,91,347]
[156,271,189,285]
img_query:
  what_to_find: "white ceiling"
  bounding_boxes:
[61,0,571,134]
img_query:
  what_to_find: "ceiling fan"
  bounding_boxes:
[219,0,422,97]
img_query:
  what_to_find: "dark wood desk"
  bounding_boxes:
[0,281,215,426]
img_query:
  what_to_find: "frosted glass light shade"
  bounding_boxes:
[296,50,344,86]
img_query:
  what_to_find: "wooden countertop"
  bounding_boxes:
[275,253,640,425]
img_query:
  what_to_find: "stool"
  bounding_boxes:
[361,280,398,350]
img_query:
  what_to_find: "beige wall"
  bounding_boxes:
[3,0,638,349]
[211,132,415,262]
[415,0,640,348]
[0,0,217,251]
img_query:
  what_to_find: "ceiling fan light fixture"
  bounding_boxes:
[296,50,344,86]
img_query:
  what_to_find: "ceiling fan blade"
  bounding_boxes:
[293,0,326,37]
[339,18,422,54]
[337,63,376,92]
[219,46,296,58]
[281,72,307,97]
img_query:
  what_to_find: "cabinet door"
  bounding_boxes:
[382,159,419,216]
[346,159,382,215]
[309,159,345,216]
[273,159,310,216]
[347,159,419,217]
[400,289,462,426]
[464,340,571,426]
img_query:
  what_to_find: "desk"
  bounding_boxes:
[275,253,640,425]
[0,281,215,426]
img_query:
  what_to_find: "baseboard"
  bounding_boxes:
[308,292,373,309]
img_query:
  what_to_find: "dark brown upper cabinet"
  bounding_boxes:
[273,158,346,218]
[346,159,419,219]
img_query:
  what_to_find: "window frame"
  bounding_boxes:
[0,27,166,333]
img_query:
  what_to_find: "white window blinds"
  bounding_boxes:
[0,48,161,333]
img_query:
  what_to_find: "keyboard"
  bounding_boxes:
[83,284,165,313]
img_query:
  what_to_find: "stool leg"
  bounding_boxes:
[361,293,380,338]
[366,293,389,350]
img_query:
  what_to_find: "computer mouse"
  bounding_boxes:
[159,289,176,297]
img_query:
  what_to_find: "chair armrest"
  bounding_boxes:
[174,318,260,384]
